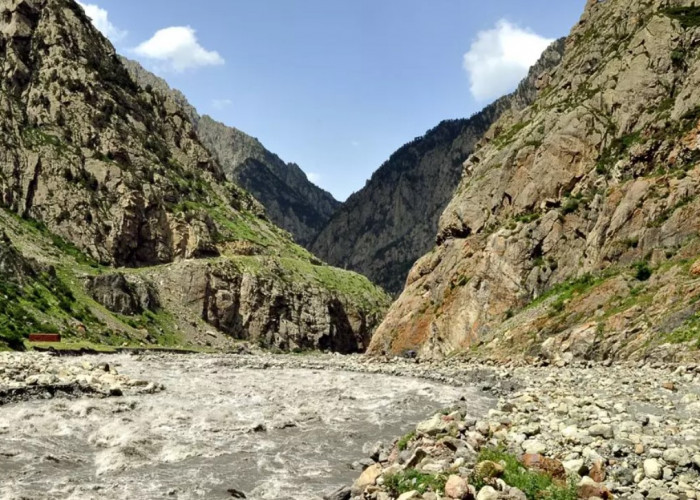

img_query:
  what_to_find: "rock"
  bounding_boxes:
[227,489,246,499]
[588,424,613,439]
[351,463,382,495]
[417,414,455,436]
[404,448,428,469]
[663,448,691,466]
[693,454,700,470]
[563,459,585,475]
[691,260,700,277]
[522,454,566,480]
[522,439,547,455]
[397,491,421,500]
[476,486,499,500]
[324,488,351,500]
[589,461,606,483]
[445,475,470,499]
[644,459,663,480]
[577,477,612,500]
[474,461,505,479]
[86,273,159,316]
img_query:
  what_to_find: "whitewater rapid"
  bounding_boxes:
[0,354,492,499]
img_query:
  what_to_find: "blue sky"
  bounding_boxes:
[78,0,586,201]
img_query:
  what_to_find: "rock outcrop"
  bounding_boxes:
[370,0,700,362]
[120,58,340,248]
[0,0,389,352]
[311,40,565,295]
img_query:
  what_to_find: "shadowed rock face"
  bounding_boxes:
[120,58,340,248]
[0,0,389,353]
[311,41,566,295]
[369,0,700,362]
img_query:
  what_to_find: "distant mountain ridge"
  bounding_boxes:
[120,57,340,247]
[311,39,566,294]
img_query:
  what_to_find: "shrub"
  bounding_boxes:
[384,469,447,496]
[634,261,652,281]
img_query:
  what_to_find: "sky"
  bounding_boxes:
[77,0,586,201]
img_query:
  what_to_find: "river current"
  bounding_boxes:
[0,354,492,499]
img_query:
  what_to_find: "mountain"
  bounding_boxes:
[120,58,340,248]
[311,41,566,295]
[369,0,700,362]
[0,0,389,352]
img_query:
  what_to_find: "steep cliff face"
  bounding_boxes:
[120,58,340,248]
[311,41,565,295]
[0,0,389,352]
[370,0,700,362]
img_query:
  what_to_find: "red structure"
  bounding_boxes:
[29,333,61,343]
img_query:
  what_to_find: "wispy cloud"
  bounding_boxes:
[463,20,553,101]
[76,1,127,42]
[212,98,233,110]
[134,26,224,72]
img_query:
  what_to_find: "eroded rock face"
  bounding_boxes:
[145,259,385,353]
[311,41,565,295]
[370,0,700,361]
[0,0,256,267]
[85,273,159,316]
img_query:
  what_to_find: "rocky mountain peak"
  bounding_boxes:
[369,0,700,362]
[0,0,389,353]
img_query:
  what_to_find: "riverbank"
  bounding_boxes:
[2,351,699,499]
[343,361,700,500]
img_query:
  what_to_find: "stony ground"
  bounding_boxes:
[340,358,700,500]
[1,352,699,499]
[0,352,164,404]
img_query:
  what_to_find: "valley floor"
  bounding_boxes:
[0,352,699,500]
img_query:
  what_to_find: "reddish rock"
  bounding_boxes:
[578,483,613,500]
[522,454,566,481]
[445,475,472,499]
[589,461,606,483]
[690,259,700,276]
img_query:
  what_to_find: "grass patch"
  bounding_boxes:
[384,469,447,496]
[116,308,184,347]
[665,313,700,348]
[25,340,118,353]
[229,256,390,313]
[471,448,577,500]
[397,431,416,451]
[494,121,531,148]
[526,273,605,312]
[595,131,642,176]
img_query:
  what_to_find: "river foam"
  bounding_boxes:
[0,354,492,499]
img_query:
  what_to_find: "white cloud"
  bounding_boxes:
[463,20,553,101]
[212,98,233,110]
[134,26,224,72]
[76,1,127,42]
